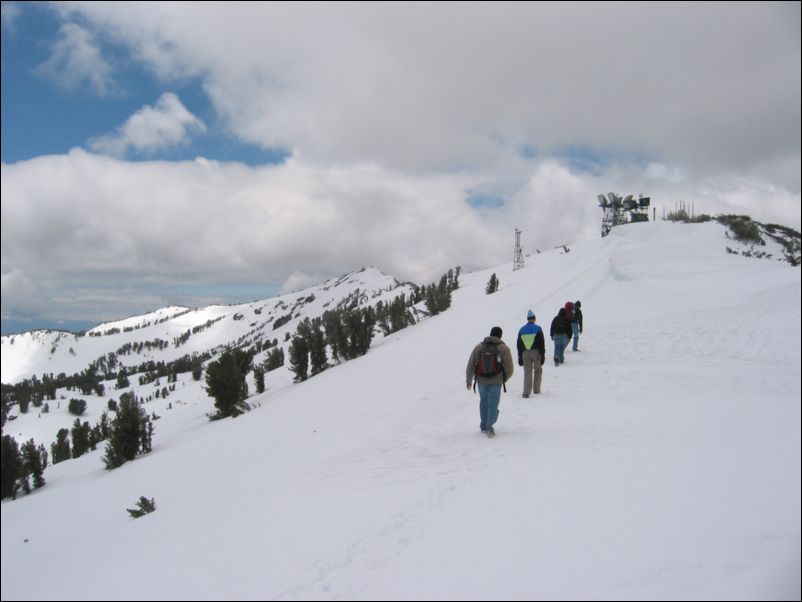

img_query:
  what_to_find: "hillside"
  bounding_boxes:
[2,220,800,601]
[1,266,414,386]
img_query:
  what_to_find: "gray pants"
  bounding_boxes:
[522,349,543,395]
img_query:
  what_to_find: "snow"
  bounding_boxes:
[2,221,800,601]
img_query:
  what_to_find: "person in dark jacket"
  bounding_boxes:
[466,326,514,438]
[517,310,546,397]
[570,300,583,351]
[550,307,572,366]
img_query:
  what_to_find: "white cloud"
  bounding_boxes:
[36,22,117,97]
[48,3,801,191]
[2,3,800,323]
[279,271,328,294]
[1,267,45,319]
[89,93,206,157]
[2,150,799,322]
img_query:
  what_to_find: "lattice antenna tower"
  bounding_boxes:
[513,228,524,271]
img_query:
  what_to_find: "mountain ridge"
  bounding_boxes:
[2,220,800,600]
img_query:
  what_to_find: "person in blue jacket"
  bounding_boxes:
[517,310,546,397]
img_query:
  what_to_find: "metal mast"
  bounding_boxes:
[513,228,524,271]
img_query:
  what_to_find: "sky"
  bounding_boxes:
[1,2,800,331]
[1,221,799,600]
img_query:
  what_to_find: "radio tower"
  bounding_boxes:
[513,228,524,271]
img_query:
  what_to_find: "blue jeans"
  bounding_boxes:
[571,322,580,350]
[477,383,501,431]
[553,334,568,363]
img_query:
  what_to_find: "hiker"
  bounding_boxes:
[517,310,545,397]
[550,307,572,366]
[570,300,583,351]
[466,326,514,438]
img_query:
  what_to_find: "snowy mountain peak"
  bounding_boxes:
[1,266,415,385]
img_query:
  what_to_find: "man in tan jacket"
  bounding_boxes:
[466,326,515,438]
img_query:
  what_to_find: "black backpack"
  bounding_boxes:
[474,341,507,391]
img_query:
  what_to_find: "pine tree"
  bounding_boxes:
[21,438,46,490]
[51,428,71,464]
[309,320,328,375]
[71,418,91,458]
[68,398,87,416]
[102,393,154,470]
[254,366,265,394]
[97,411,111,440]
[485,273,499,294]
[389,294,414,333]
[323,309,346,362]
[375,300,391,335]
[126,496,156,518]
[1,435,23,500]
[288,336,310,382]
[204,350,250,419]
[116,371,130,390]
[264,347,284,371]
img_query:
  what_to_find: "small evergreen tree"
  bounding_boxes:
[388,294,414,333]
[264,347,284,371]
[1,435,23,500]
[288,336,310,382]
[21,438,47,491]
[97,411,111,440]
[485,273,499,294]
[323,309,346,362]
[309,320,328,375]
[126,495,156,518]
[67,398,87,416]
[254,366,265,394]
[51,428,72,464]
[116,372,130,390]
[204,350,250,419]
[70,418,91,458]
[102,393,153,470]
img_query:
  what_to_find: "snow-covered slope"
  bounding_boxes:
[1,266,412,385]
[2,221,800,601]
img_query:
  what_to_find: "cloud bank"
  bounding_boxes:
[2,2,799,323]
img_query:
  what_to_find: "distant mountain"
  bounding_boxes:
[0,318,98,337]
[1,266,417,385]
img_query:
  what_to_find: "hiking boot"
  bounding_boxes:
[486,428,495,438]
[522,394,530,398]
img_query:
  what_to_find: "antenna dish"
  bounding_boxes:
[596,191,651,237]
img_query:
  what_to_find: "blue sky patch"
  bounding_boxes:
[1,4,289,166]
